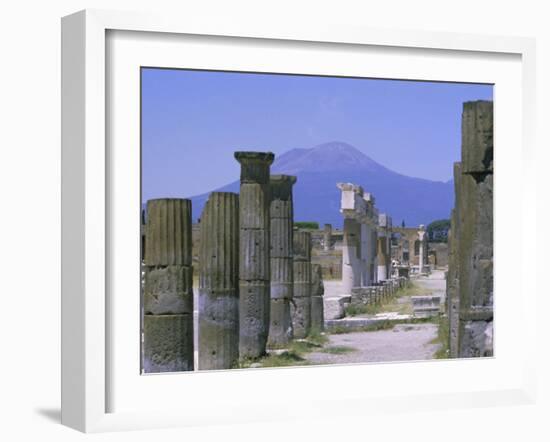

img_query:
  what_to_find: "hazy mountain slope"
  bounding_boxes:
[183,141,453,228]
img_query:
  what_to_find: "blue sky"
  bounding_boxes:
[141,68,492,200]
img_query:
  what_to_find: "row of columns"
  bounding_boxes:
[143,151,324,372]
[337,183,385,295]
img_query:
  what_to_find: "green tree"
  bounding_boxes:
[426,219,451,242]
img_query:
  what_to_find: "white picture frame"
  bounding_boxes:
[61,9,537,433]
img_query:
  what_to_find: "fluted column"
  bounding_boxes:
[198,192,239,370]
[310,263,325,333]
[235,151,274,358]
[291,231,312,338]
[143,199,193,373]
[268,175,297,348]
[323,224,332,251]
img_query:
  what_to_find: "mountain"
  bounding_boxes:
[186,141,454,228]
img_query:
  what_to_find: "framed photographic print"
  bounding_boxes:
[61,9,537,433]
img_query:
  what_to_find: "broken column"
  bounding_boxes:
[143,198,194,373]
[323,224,333,251]
[235,151,274,358]
[291,231,312,338]
[267,174,297,347]
[310,263,325,333]
[198,192,239,370]
[457,101,494,358]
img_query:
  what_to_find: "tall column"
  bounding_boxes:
[143,199,193,373]
[418,225,426,274]
[234,151,274,359]
[323,224,333,251]
[457,100,493,358]
[341,218,361,295]
[360,223,370,286]
[268,174,296,348]
[198,192,239,370]
[310,263,325,333]
[377,236,388,281]
[292,231,312,338]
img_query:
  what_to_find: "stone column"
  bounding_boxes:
[198,192,239,370]
[360,222,370,286]
[310,263,325,333]
[377,236,388,281]
[457,100,494,358]
[341,218,361,295]
[323,224,333,251]
[268,174,297,348]
[143,199,193,373]
[234,151,274,358]
[418,225,426,274]
[292,231,312,338]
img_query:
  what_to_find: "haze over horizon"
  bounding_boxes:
[141,68,493,202]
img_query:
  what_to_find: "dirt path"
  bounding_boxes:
[306,270,447,365]
[306,323,439,365]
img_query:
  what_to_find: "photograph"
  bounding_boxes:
[140,68,494,373]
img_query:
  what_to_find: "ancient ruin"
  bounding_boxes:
[235,151,275,358]
[198,192,240,370]
[337,183,380,295]
[143,198,194,373]
[291,231,313,338]
[267,174,297,347]
[140,97,493,371]
[446,100,494,358]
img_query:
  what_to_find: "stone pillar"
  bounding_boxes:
[268,174,296,348]
[234,151,274,358]
[417,225,426,274]
[457,101,493,358]
[198,192,239,370]
[341,218,361,295]
[143,199,193,373]
[323,224,333,251]
[377,236,388,281]
[310,263,325,333]
[292,231,312,338]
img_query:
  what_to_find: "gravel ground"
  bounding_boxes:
[306,323,440,365]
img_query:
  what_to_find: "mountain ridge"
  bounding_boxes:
[148,141,454,228]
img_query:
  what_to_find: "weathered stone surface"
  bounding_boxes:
[234,151,274,183]
[293,231,312,261]
[143,266,193,315]
[239,228,270,280]
[143,314,194,373]
[412,295,441,318]
[239,281,270,358]
[311,264,324,297]
[267,298,292,346]
[324,296,347,320]
[238,183,270,229]
[293,260,312,284]
[236,151,273,359]
[461,101,493,174]
[198,192,239,370]
[145,199,192,266]
[290,296,311,339]
[270,218,292,258]
[268,175,296,347]
[458,320,493,357]
[310,296,324,332]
